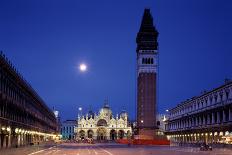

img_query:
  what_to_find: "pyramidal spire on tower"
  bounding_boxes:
[136,8,158,52]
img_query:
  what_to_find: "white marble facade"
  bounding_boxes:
[75,104,132,140]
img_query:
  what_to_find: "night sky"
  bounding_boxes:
[0,0,232,121]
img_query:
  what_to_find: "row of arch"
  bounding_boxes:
[142,58,154,64]
[79,128,131,140]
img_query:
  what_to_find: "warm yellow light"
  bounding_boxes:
[6,127,11,132]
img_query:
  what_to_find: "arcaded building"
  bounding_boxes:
[165,80,232,144]
[0,52,58,148]
[136,9,159,139]
[75,103,132,140]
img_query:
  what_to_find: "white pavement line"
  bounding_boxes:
[101,148,114,155]
[87,148,91,154]
[27,150,45,155]
[27,146,56,155]
[53,150,60,154]
[45,149,58,155]
[93,149,98,155]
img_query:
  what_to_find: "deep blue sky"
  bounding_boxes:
[0,0,232,121]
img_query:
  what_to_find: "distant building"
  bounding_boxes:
[157,114,167,133]
[61,120,76,140]
[75,102,132,140]
[136,9,159,139]
[165,80,232,144]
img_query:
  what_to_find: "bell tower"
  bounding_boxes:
[136,9,158,139]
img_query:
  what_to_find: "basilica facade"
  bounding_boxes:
[75,104,132,140]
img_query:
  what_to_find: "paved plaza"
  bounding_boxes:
[1,143,232,155]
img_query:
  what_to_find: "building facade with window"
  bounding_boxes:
[61,120,76,140]
[75,103,132,140]
[0,52,58,149]
[165,80,232,144]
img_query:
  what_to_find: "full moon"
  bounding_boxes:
[79,63,87,72]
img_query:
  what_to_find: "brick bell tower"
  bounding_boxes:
[136,9,158,139]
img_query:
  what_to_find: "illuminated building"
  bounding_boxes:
[75,102,132,140]
[0,52,57,148]
[165,79,232,144]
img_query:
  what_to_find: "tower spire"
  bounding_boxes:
[136,9,158,52]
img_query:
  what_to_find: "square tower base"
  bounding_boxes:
[136,128,156,140]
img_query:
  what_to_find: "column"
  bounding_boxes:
[0,131,1,148]
[217,111,220,123]
[7,132,11,148]
[223,110,226,122]
[3,134,6,148]
[207,114,210,124]
[212,112,215,124]
[196,117,198,126]
[229,107,232,121]
[203,115,206,125]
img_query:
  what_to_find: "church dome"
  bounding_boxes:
[99,103,112,117]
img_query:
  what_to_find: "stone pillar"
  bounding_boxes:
[196,117,198,126]
[7,132,11,148]
[223,110,226,122]
[202,115,205,125]
[0,132,1,148]
[229,107,232,122]
[3,134,6,148]
[212,112,215,124]
[207,114,210,124]
[217,112,220,124]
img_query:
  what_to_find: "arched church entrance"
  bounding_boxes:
[110,129,117,140]
[87,130,94,138]
[97,127,107,140]
[118,130,124,139]
[79,130,85,140]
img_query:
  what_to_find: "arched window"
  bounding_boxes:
[142,58,145,64]
[148,58,150,64]
[97,119,107,126]
[151,58,154,64]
